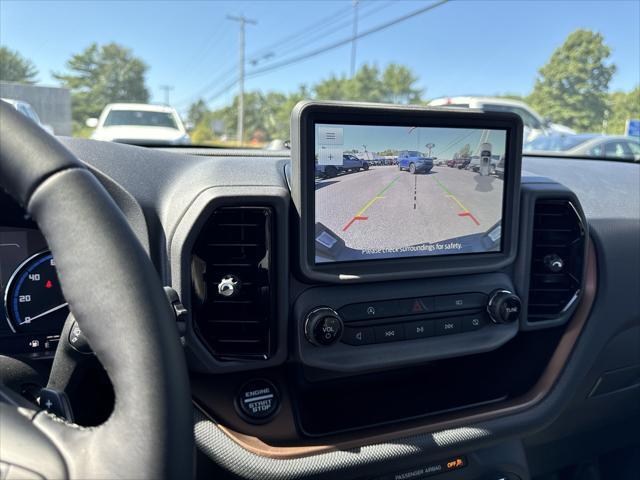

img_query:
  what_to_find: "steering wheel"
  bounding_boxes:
[0,103,193,478]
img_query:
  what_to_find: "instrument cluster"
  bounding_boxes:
[0,215,66,357]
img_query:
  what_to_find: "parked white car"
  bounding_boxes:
[427,96,575,142]
[1,98,55,135]
[87,103,191,145]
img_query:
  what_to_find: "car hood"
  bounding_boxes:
[91,125,187,144]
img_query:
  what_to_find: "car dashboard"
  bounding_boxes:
[0,137,638,480]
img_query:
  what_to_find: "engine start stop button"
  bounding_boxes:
[236,380,280,423]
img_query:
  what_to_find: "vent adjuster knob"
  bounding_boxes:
[218,275,241,297]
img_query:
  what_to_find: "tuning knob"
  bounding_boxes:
[304,307,343,346]
[487,290,521,324]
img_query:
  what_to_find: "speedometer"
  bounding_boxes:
[3,250,68,334]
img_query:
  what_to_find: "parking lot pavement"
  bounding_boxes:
[315,165,504,251]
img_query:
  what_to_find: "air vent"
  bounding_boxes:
[191,207,274,360]
[528,199,585,320]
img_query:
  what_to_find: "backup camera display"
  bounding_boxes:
[314,123,507,264]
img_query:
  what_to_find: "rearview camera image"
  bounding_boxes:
[314,123,507,264]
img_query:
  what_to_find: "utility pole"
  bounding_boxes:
[159,85,174,106]
[350,0,359,77]
[227,14,257,146]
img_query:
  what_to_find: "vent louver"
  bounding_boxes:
[528,199,585,320]
[191,207,274,360]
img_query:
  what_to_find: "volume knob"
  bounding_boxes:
[304,307,343,346]
[487,290,521,324]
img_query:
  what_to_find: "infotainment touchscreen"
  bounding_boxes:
[314,124,508,264]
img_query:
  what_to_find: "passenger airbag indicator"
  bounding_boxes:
[375,455,467,479]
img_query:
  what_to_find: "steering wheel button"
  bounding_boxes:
[237,380,279,423]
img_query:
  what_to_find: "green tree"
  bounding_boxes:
[53,43,149,129]
[314,63,422,104]
[189,63,423,145]
[606,86,640,135]
[191,119,216,144]
[345,64,385,101]
[269,85,311,140]
[314,75,349,101]
[528,29,616,132]
[0,46,38,84]
[458,144,471,158]
[186,99,209,130]
[381,64,421,104]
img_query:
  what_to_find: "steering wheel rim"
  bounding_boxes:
[0,102,193,479]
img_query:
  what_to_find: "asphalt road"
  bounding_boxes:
[315,165,503,254]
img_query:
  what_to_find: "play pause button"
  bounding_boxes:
[405,320,434,339]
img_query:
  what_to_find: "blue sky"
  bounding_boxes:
[1,0,639,114]
[316,124,506,157]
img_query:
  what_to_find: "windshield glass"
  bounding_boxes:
[525,135,597,152]
[104,110,178,129]
[1,0,638,159]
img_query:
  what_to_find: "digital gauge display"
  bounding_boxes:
[4,250,68,334]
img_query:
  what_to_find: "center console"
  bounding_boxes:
[288,101,527,377]
[186,101,590,478]
[295,275,520,375]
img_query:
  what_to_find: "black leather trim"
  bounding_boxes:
[0,101,194,479]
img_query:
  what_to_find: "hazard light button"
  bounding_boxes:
[339,297,435,321]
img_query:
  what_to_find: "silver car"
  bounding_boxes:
[525,134,640,161]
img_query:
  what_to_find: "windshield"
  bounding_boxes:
[104,110,178,129]
[525,135,597,152]
[1,0,638,160]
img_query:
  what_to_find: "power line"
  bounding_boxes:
[433,129,478,157]
[264,1,390,66]
[203,78,239,104]
[174,63,238,108]
[177,1,391,109]
[180,23,230,75]
[200,0,449,106]
[246,2,354,64]
[246,0,450,80]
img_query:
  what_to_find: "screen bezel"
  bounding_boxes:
[291,101,523,283]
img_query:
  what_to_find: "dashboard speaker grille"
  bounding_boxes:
[191,206,274,360]
[528,199,585,320]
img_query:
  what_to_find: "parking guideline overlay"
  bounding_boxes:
[433,177,480,226]
[342,175,400,232]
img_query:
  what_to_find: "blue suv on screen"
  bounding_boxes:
[397,151,434,174]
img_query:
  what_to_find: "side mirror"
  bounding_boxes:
[184,121,194,131]
[86,118,99,128]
